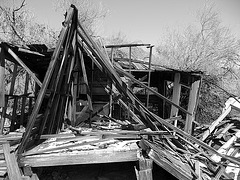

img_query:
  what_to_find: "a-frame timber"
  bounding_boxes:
[14,5,197,154]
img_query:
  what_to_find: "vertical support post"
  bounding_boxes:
[184,79,201,134]
[0,47,5,134]
[170,73,181,117]
[129,46,132,73]
[137,153,153,180]
[72,71,78,125]
[10,96,19,132]
[0,47,5,108]
[10,64,18,95]
[146,46,153,108]
[109,47,114,117]
[78,47,93,127]
[20,73,30,126]
[157,78,165,118]
[127,46,132,120]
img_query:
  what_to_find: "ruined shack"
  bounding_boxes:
[0,5,239,180]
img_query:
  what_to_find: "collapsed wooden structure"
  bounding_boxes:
[0,5,239,180]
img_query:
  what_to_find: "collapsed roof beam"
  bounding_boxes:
[77,19,159,130]
[1,43,42,87]
[18,6,75,154]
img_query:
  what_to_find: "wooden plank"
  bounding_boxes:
[20,149,138,167]
[138,155,153,180]
[184,80,201,134]
[10,96,19,132]
[18,7,75,154]
[194,160,202,180]
[216,123,233,139]
[149,112,240,166]
[9,64,18,95]
[212,129,240,162]
[0,47,5,108]
[109,48,114,117]
[78,47,93,119]
[22,138,110,156]
[0,160,6,167]
[0,170,7,177]
[0,96,8,134]
[2,43,42,87]
[105,44,150,48]
[212,165,225,180]
[146,46,153,108]
[201,106,231,141]
[20,73,29,126]
[170,73,181,117]
[3,143,22,180]
[47,23,76,134]
[77,24,125,97]
[148,149,192,180]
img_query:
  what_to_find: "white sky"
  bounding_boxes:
[25,0,240,46]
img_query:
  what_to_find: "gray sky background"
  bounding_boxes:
[26,0,240,46]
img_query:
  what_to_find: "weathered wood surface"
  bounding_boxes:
[3,143,22,180]
[184,79,201,134]
[2,44,42,87]
[18,6,75,154]
[20,137,139,167]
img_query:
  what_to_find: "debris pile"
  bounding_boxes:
[0,4,239,180]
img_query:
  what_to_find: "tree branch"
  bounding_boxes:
[13,0,26,12]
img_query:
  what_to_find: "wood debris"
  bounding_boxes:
[0,4,239,180]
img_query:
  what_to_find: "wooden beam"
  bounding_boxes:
[146,46,153,108]
[20,149,138,167]
[105,44,151,48]
[78,46,93,123]
[148,149,192,180]
[201,106,231,141]
[2,43,42,87]
[184,79,201,134]
[149,112,240,166]
[137,153,153,180]
[0,47,5,134]
[0,47,5,108]
[170,73,181,117]
[20,73,29,126]
[9,64,18,95]
[3,143,22,180]
[18,6,75,154]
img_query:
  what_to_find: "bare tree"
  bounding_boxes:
[156,3,240,74]
[156,3,240,124]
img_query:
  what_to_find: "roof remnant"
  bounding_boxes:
[0,4,238,180]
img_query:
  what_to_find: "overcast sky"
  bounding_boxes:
[26,0,240,46]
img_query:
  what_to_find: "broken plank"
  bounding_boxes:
[17,6,75,154]
[2,43,42,87]
[201,106,231,141]
[3,142,22,180]
[148,149,192,180]
[149,112,240,166]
